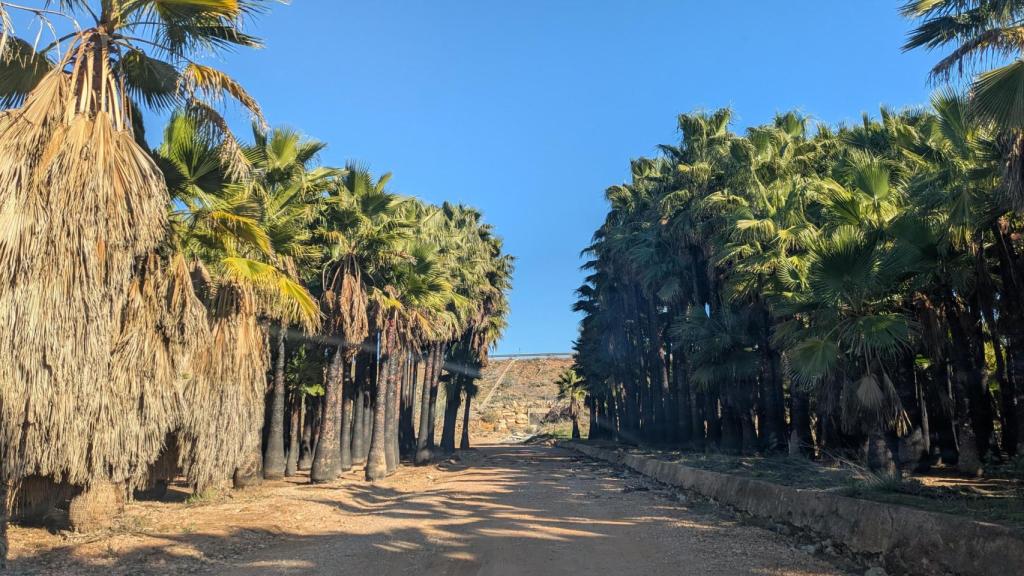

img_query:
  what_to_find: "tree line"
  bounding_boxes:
[0,1,511,566]
[572,1,1024,476]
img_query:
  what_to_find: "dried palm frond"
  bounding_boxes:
[177,281,268,491]
[323,256,369,358]
[0,44,169,490]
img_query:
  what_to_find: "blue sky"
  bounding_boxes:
[205,0,939,354]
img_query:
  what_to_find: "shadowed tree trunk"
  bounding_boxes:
[691,385,706,451]
[570,395,582,440]
[339,362,355,473]
[311,348,344,483]
[383,350,400,474]
[352,346,372,465]
[790,387,814,457]
[367,324,395,481]
[427,348,444,449]
[1,479,9,569]
[672,347,692,448]
[298,396,313,470]
[400,352,418,458]
[416,345,438,464]
[947,296,987,475]
[460,393,473,449]
[440,378,462,453]
[285,391,301,477]
[352,386,367,465]
[264,324,287,480]
[362,386,374,461]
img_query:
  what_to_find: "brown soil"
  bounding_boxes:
[6,444,845,575]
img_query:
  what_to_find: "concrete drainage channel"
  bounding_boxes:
[558,441,1024,576]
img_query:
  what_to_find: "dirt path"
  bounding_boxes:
[7,444,844,575]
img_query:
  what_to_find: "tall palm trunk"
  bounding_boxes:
[353,387,368,465]
[571,398,582,440]
[298,396,313,470]
[790,388,814,457]
[339,363,355,473]
[1,479,8,569]
[426,346,445,448]
[400,353,418,458]
[440,379,462,452]
[416,345,438,464]
[362,386,374,461]
[384,349,402,474]
[311,348,344,483]
[367,325,394,481]
[263,324,288,479]
[285,391,301,476]
[352,346,372,465]
[993,223,1024,454]
[946,297,985,475]
[672,346,692,448]
[646,297,670,443]
[460,393,473,449]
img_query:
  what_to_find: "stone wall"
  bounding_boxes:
[562,441,1024,576]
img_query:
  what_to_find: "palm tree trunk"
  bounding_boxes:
[992,224,1024,455]
[339,361,355,473]
[1,478,9,569]
[571,399,582,439]
[352,347,372,465]
[367,326,393,481]
[285,391,301,477]
[691,386,706,451]
[672,348,692,448]
[385,349,402,475]
[353,387,368,465]
[460,393,473,449]
[416,344,437,464]
[647,297,671,444]
[263,324,287,480]
[400,353,418,458]
[362,386,374,461]
[758,305,787,452]
[427,346,445,448]
[440,379,462,453]
[790,388,814,457]
[298,396,312,470]
[310,348,343,483]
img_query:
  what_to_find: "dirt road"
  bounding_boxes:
[8,444,844,575]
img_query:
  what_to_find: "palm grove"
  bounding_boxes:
[0,0,511,565]
[573,1,1024,477]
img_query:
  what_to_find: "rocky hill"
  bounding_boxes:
[452,356,574,440]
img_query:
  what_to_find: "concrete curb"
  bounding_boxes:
[559,441,1024,576]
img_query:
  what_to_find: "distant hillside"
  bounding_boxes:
[469,356,574,438]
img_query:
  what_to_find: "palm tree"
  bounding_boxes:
[157,114,321,489]
[903,1,1024,126]
[315,166,411,482]
[0,0,272,540]
[243,126,333,480]
[556,369,587,439]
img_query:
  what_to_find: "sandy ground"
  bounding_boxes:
[6,444,845,575]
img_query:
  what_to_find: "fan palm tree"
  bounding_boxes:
[243,126,332,480]
[157,114,321,489]
[556,369,587,439]
[903,0,1024,127]
[0,0,272,543]
[314,166,412,482]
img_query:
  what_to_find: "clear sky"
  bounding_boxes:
[181,1,937,354]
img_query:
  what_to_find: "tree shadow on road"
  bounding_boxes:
[5,445,836,576]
